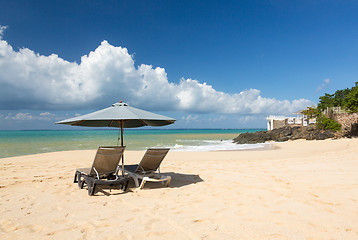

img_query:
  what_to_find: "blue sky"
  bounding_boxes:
[0,0,357,130]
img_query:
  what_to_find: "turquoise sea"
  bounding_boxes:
[0,129,265,158]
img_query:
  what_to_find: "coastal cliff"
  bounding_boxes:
[233,126,336,144]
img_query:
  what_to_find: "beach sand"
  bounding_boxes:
[1,138,358,239]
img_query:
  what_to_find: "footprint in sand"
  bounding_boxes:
[0,219,21,232]
[27,224,47,233]
[144,218,160,231]
[310,192,319,198]
[193,218,207,223]
[46,231,54,236]
[32,179,43,183]
[80,225,96,239]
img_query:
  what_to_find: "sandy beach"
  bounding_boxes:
[1,138,358,239]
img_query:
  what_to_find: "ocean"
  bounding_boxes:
[0,129,265,158]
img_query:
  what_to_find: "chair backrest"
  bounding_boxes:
[137,148,170,173]
[90,146,125,176]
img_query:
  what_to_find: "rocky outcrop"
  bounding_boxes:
[334,113,358,137]
[233,126,336,144]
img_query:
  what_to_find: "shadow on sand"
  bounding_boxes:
[164,172,204,188]
[124,172,204,190]
[89,172,204,195]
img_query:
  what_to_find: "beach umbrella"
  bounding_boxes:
[56,101,176,173]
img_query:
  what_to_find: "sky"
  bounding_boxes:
[0,0,357,130]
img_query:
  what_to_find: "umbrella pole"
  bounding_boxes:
[120,120,124,176]
[121,121,124,147]
[117,127,121,146]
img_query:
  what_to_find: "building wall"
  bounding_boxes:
[273,119,286,129]
[267,116,306,130]
[334,113,358,132]
[267,108,357,132]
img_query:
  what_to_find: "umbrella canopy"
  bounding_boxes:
[56,102,176,128]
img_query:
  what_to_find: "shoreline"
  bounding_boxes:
[1,137,354,159]
[0,129,263,159]
[0,141,276,159]
[1,138,358,239]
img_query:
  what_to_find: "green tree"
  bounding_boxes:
[316,116,341,131]
[314,82,357,131]
[344,83,358,113]
[317,93,334,111]
[333,89,350,106]
[302,106,320,118]
[317,82,358,113]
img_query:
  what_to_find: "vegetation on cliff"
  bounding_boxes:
[317,82,358,113]
[316,116,342,131]
[234,83,357,144]
[303,82,358,131]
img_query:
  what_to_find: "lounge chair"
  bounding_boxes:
[74,146,128,195]
[123,148,171,189]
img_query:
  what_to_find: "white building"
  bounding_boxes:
[266,112,316,131]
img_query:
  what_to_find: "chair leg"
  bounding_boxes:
[139,178,147,189]
[87,183,92,195]
[121,179,129,191]
[75,172,84,188]
[121,178,127,191]
[131,176,139,188]
[88,182,96,196]
[80,180,85,189]
[125,179,129,191]
[91,183,96,196]
[165,178,171,187]
[74,172,78,183]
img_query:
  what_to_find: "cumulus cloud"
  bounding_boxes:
[0,30,313,115]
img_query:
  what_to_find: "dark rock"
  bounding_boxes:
[277,136,290,142]
[315,130,335,140]
[270,127,293,140]
[349,123,358,137]
[233,126,337,144]
[233,131,270,144]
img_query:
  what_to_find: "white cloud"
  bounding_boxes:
[236,115,255,124]
[316,78,330,92]
[0,26,7,37]
[8,112,33,120]
[40,112,53,116]
[2,112,57,121]
[208,115,227,122]
[0,30,313,115]
[181,114,200,123]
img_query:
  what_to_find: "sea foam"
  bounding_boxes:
[166,140,270,151]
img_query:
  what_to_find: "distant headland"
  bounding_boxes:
[234,82,358,144]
